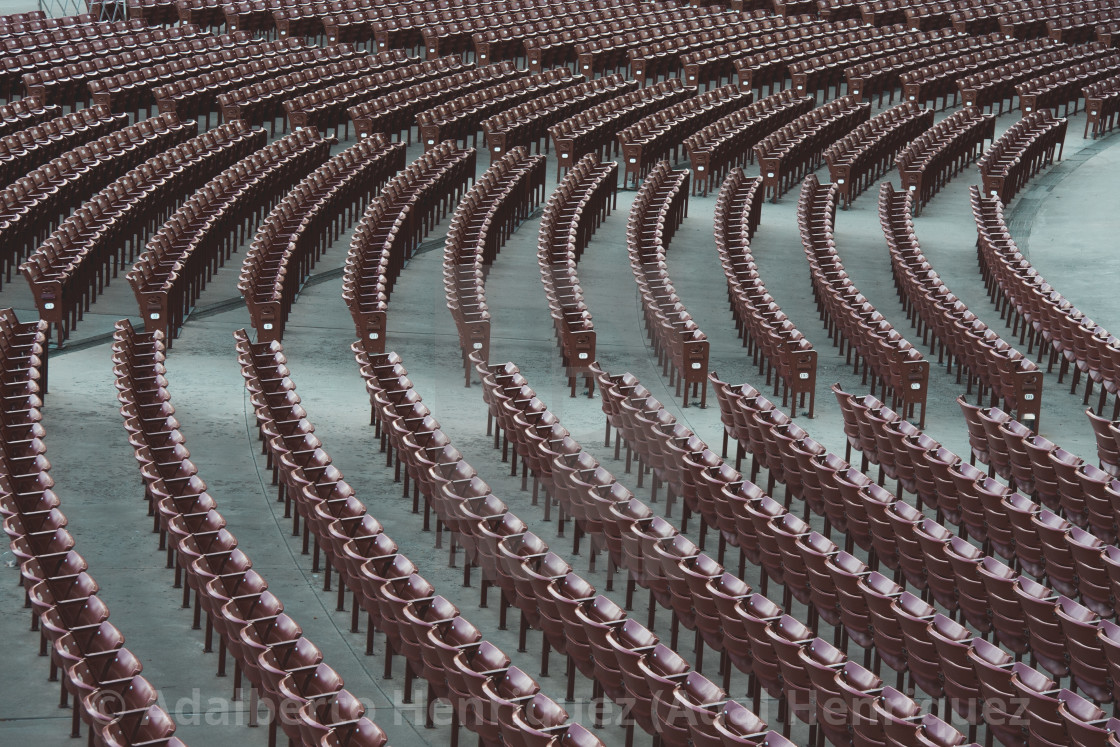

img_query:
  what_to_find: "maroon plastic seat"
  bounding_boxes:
[872,686,923,747]
[967,638,1028,747]
[1010,662,1066,747]
[1058,688,1112,747]
[1054,595,1111,702]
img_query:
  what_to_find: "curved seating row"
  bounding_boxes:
[826,384,1120,707]
[0,104,128,196]
[972,187,1120,418]
[22,120,260,347]
[537,153,617,398]
[685,89,814,197]
[348,60,523,143]
[878,182,1044,424]
[824,100,933,209]
[573,10,819,79]
[240,136,405,343]
[7,24,205,104]
[627,161,708,408]
[520,3,712,72]
[89,37,305,122]
[900,37,1060,110]
[238,330,606,747]
[481,73,636,164]
[844,32,999,106]
[1015,50,1120,117]
[616,83,753,189]
[714,170,817,418]
[520,358,1031,747]
[153,40,360,128]
[350,0,659,57]
[957,398,1120,555]
[625,24,762,89]
[129,127,335,343]
[894,105,995,215]
[344,141,476,354]
[4,314,184,747]
[21,27,229,108]
[549,77,691,181]
[0,113,194,298]
[976,109,1067,205]
[799,174,929,425]
[311,0,654,50]
[218,50,413,131]
[176,0,228,30]
[569,11,755,81]
[398,0,650,60]
[754,95,870,202]
[444,147,546,384]
[710,373,1120,739]
[0,96,57,140]
[1049,9,1120,43]
[1082,71,1120,137]
[466,2,651,66]
[284,54,468,136]
[732,20,904,94]
[957,41,1112,114]
[417,66,578,152]
[789,26,960,102]
[114,321,390,747]
[478,352,917,747]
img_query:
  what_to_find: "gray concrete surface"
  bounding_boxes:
[0,76,1117,747]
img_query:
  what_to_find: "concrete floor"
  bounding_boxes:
[1,49,1118,747]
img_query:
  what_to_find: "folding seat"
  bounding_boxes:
[766,614,820,732]
[769,511,813,609]
[737,593,784,703]
[948,461,990,544]
[711,699,768,745]
[1055,596,1112,702]
[957,395,991,469]
[1058,689,1113,746]
[860,571,908,675]
[1076,463,1119,544]
[545,571,598,686]
[744,494,786,590]
[453,642,509,743]
[671,672,730,747]
[1023,433,1061,511]
[913,518,959,612]
[78,673,162,740]
[798,637,852,746]
[319,718,387,747]
[98,705,182,747]
[1083,410,1120,476]
[1032,509,1078,597]
[813,452,852,539]
[1015,576,1069,679]
[1000,418,1037,495]
[1065,525,1113,617]
[64,647,144,732]
[1003,492,1045,575]
[893,591,942,698]
[883,498,923,589]
[929,615,984,728]
[872,687,924,747]
[606,619,658,734]
[275,664,347,745]
[967,638,1028,747]
[913,715,971,747]
[573,594,626,704]
[834,468,875,553]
